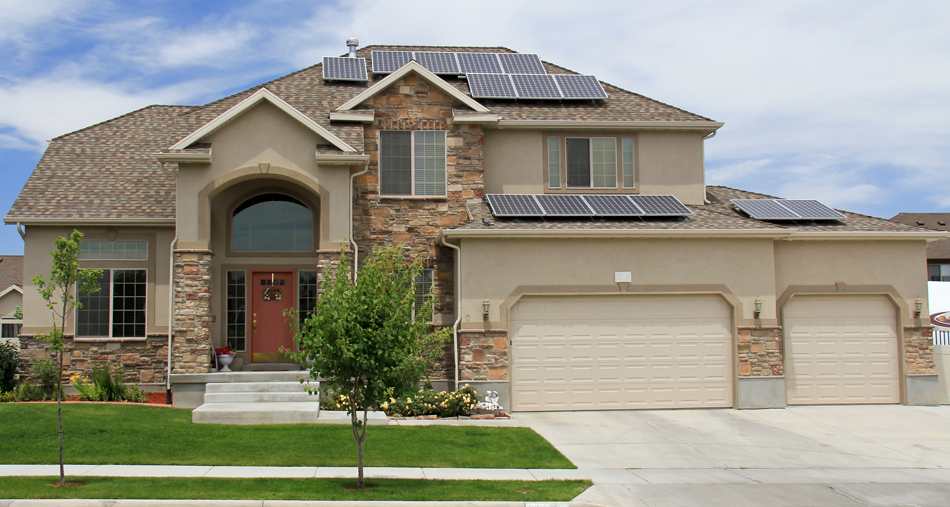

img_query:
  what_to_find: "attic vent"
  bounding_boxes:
[346,38,359,57]
[917,221,925,226]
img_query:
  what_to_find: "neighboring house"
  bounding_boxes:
[4,42,944,410]
[0,255,24,346]
[890,213,950,282]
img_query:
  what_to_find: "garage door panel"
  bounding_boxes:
[785,295,899,405]
[511,295,733,411]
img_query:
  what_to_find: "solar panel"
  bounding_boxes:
[414,52,459,74]
[778,200,846,220]
[322,57,368,81]
[511,74,562,99]
[554,74,608,99]
[629,195,693,216]
[731,199,800,220]
[371,51,413,73]
[486,194,544,217]
[457,52,503,74]
[498,53,546,74]
[467,73,517,99]
[583,195,644,216]
[535,194,593,216]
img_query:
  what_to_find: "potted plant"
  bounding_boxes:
[215,345,236,372]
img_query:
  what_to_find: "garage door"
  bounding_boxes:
[510,295,733,411]
[784,295,900,405]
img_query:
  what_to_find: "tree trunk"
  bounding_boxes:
[57,348,64,487]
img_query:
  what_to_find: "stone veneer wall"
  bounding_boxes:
[459,330,508,381]
[19,336,167,384]
[903,325,935,374]
[737,326,784,377]
[172,250,213,374]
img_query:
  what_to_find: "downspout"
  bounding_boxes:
[159,158,178,405]
[702,130,717,204]
[349,164,369,281]
[440,235,461,391]
[16,223,25,240]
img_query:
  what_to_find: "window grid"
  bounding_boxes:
[226,271,246,351]
[77,271,111,337]
[414,269,434,315]
[112,270,146,338]
[414,131,446,196]
[79,241,148,260]
[547,137,561,188]
[591,138,617,188]
[380,131,446,197]
[232,194,313,252]
[298,271,318,324]
[622,138,635,188]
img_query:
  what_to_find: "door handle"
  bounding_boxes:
[253,313,257,331]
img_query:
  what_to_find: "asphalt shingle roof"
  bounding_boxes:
[0,256,23,290]
[891,213,950,258]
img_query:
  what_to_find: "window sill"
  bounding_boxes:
[73,337,148,343]
[378,195,449,201]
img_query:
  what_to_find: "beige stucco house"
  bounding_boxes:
[4,43,944,410]
[0,255,23,347]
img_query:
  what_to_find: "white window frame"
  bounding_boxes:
[379,130,448,197]
[226,269,248,351]
[547,136,561,189]
[75,268,148,339]
[0,320,22,339]
[621,137,635,189]
[564,136,619,189]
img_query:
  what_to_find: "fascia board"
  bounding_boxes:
[335,61,491,113]
[494,120,725,131]
[3,217,176,226]
[786,231,950,241]
[170,88,357,153]
[441,228,793,240]
[453,112,502,123]
[154,152,212,163]
[0,285,23,299]
[329,111,375,122]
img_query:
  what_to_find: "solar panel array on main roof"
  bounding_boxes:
[731,199,846,221]
[322,57,369,81]
[497,53,547,74]
[413,51,460,74]
[554,74,609,99]
[371,51,545,75]
[511,74,561,99]
[457,52,504,74]
[468,73,607,100]
[467,73,518,99]
[486,194,692,218]
[371,51,414,73]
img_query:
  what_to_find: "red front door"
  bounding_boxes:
[250,270,296,363]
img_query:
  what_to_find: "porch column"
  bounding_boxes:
[172,249,213,373]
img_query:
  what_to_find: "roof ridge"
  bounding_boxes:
[178,62,325,118]
[360,45,516,52]
[51,104,195,141]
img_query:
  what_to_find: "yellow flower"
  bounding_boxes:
[407,398,412,404]
[380,402,389,410]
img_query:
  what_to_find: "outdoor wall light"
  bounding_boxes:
[754,298,762,319]
[482,298,490,319]
[914,297,923,318]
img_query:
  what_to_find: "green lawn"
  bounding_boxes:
[0,404,574,469]
[0,476,591,501]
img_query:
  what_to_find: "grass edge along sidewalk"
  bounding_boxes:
[0,404,574,469]
[0,476,592,501]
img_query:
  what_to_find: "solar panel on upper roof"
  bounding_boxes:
[322,57,368,81]
[414,52,460,74]
[629,195,693,216]
[486,194,544,217]
[554,74,608,99]
[730,199,801,220]
[511,74,562,99]
[535,194,593,216]
[467,73,517,98]
[778,200,846,220]
[583,195,644,216]
[457,52,503,74]
[498,53,546,74]
[371,51,413,73]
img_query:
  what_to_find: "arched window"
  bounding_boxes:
[232,194,313,252]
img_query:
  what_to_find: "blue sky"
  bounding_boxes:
[2,0,949,255]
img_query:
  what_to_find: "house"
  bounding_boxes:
[4,41,943,410]
[890,213,950,403]
[0,255,23,346]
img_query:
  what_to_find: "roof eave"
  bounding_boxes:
[493,120,724,131]
[3,217,176,226]
[154,152,212,164]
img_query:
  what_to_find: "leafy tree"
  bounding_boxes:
[13,306,22,320]
[0,340,23,393]
[32,230,103,487]
[288,245,450,488]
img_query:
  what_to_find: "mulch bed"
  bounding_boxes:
[11,391,172,406]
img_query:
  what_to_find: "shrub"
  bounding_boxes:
[32,359,61,400]
[14,380,42,401]
[71,363,147,403]
[0,341,23,393]
[383,384,479,418]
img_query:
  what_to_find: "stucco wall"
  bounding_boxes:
[0,289,22,319]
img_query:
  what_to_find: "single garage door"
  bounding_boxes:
[784,295,900,405]
[510,294,733,411]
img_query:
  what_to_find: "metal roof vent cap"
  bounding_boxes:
[346,38,359,57]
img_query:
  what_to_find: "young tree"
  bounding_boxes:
[289,245,450,489]
[33,230,103,487]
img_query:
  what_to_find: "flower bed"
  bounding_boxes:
[319,384,480,418]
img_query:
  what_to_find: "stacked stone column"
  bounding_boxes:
[172,250,213,374]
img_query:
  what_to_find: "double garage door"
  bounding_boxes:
[510,295,733,411]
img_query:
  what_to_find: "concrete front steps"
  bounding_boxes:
[192,378,320,425]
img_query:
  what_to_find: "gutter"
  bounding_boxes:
[16,223,25,240]
[440,234,461,391]
[153,152,212,164]
[440,227,949,241]
[3,217,176,226]
[494,120,725,131]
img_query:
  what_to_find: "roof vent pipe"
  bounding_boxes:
[346,38,359,57]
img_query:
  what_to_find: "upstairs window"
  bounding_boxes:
[379,131,446,196]
[232,194,313,252]
[548,136,634,190]
[931,263,950,282]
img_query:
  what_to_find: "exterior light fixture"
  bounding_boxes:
[482,298,490,319]
[914,297,923,318]
[754,298,762,318]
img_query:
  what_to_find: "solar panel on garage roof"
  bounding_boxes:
[629,195,693,216]
[467,73,517,99]
[322,57,368,81]
[731,199,801,220]
[778,200,847,220]
[413,51,460,74]
[535,194,593,216]
[486,194,544,217]
[554,74,608,99]
[511,74,562,99]
[457,52,503,74]
[371,51,413,73]
[583,195,644,216]
[497,53,546,74]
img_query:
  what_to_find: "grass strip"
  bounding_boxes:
[0,404,574,469]
[0,476,591,501]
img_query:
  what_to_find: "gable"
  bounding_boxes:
[335,61,490,113]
